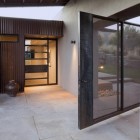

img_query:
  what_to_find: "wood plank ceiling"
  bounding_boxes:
[0,0,70,7]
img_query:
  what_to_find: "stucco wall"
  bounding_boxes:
[56,0,140,96]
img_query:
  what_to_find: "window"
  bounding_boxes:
[0,35,18,42]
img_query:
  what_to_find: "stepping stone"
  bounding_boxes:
[98,72,116,80]
[108,78,133,83]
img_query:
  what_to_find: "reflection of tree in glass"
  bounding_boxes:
[98,32,103,46]
[98,32,117,55]
[109,33,118,46]
[124,26,140,46]
[109,25,140,59]
[124,25,140,59]
[109,25,140,47]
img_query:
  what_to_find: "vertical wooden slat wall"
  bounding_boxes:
[0,17,63,93]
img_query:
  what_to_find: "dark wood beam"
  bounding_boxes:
[40,0,43,3]
[110,4,140,21]
[0,0,70,6]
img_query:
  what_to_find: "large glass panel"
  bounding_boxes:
[25,72,47,79]
[33,53,48,59]
[25,60,47,65]
[93,18,120,119]
[48,40,57,84]
[25,79,48,86]
[25,39,47,45]
[123,24,140,107]
[0,34,18,42]
[25,46,48,53]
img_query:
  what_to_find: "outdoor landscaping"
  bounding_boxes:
[98,24,140,83]
[99,64,140,83]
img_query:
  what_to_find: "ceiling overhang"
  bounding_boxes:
[0,0,70,7]
[110,4,140,21]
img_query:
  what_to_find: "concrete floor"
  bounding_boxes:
[0,85,139,140]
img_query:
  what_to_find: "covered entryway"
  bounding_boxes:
[0,17,63,93]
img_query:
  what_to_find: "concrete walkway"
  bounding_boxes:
[0,85,139,140]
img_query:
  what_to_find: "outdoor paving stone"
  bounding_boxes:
[108,111,139,140]
[98,72,116,80]
[71,127,133,140]
[34,112,78,129]
[0,93,27,106]
[108,77,133,83]
[28,102,56,116]
[47,99,77,107]
[0,116,39,140]
[52,102,77,113]
[71,118,138,140]
[43,135,73,140]
[25,91,75,103]
[34,111,80,139]
[34,112,78,127]
[25,85,63,94]
[0,105,33,118]
[0,86,139,140]
[36,118,80,140]
[71,108,139,140]
[36,122,69,139]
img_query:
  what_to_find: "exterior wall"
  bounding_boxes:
[56,0,140,95]
[0,17,63,93]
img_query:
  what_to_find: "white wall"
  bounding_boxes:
[56,0,140,96]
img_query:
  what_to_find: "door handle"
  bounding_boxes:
[79,80,88,83]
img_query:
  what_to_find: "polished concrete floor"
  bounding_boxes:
[0,85,139,140]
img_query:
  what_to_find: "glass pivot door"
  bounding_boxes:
[78,12,122,129]
[79,11,140,129]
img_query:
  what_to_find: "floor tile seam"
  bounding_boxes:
[118,112,139,121]
[54,110,77,114]
[33,112,77,121]
[32,116,41,140]
[0,115,34,120]
[35,121,78,131]
[70,135,74,140]
[120,115,140,123]
[24,92,30,105]
[94,109,139,124]
[23,98,76,103]
[39,134,73,140]
[112,124,139,139]
[24,90,75,95]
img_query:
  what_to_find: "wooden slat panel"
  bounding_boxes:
[25,65,48,73]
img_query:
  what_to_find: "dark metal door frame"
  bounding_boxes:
[78,11,140,129]
[78,12,93,129]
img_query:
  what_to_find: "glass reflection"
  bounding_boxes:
[123,24,140,107]
[93,18,120,119]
